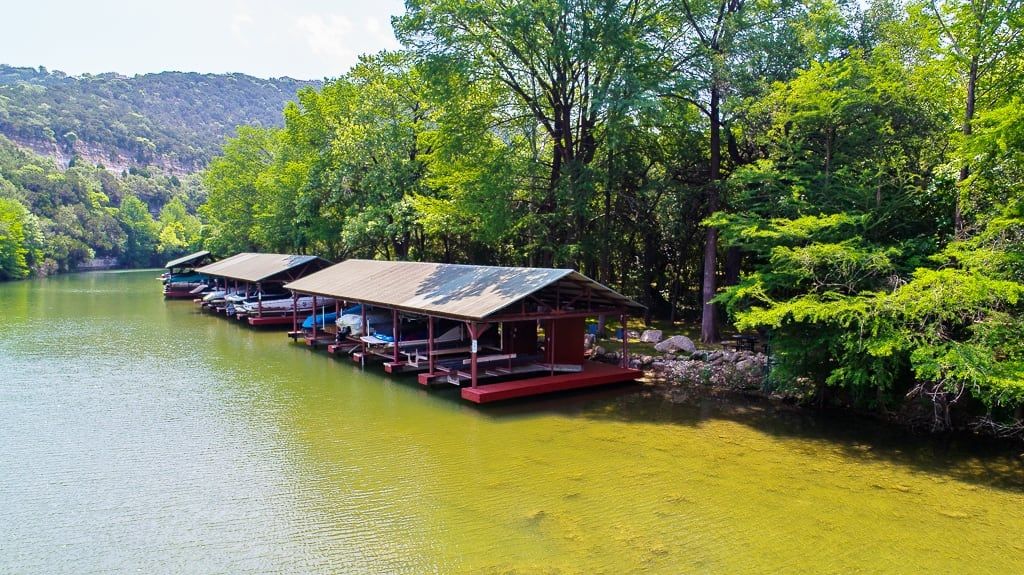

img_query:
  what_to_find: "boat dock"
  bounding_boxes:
[459,361,642,403]
[192,253,332,327]
[285,259,645,403]
[167,253,646,404]
[161,250,215,299]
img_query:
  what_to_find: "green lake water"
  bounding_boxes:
[1,270,1023,574]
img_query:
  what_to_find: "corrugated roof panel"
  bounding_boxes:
[284,259,644,321]
[195,253,328,282]
[194,253,257,276]
[164,250,211,269]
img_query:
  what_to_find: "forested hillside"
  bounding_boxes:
[0,65,317,172]
[199,0,1024,432]
[0,134,202,278]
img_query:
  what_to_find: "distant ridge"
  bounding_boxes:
[0,65,320,173]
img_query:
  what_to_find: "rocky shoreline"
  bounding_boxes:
[591,332,770,404]
[589,331,1023,442]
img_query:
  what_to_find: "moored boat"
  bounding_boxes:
[240,295,336,316]
[226,289,292,316]
[336,307,392,337]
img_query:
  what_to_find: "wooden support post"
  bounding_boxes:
[257,282,263,318]
[361,305,367,356]
[333,300,340,342]
[392,309,400,364]
[549,319,555,375]
[427,315,435,374]
[291,293,298,333]
[312,295,318,339]
[468,322,479,388]
[620,314,629,368]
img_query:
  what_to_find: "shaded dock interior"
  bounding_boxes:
[161,250,215,299]
[193,253,332,326]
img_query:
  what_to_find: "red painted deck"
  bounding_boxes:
[163,290,198,299]
[247,315,296,326]
[326,342,360,355]
[460,361,642,403]
[305,335,336,347]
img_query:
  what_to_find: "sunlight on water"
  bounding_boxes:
[1,271,1023,573]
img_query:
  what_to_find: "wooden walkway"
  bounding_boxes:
[460,361,642,404]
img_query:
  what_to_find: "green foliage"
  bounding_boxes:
[713,26,1024,424]
[0,197,31,279]
[200,126,276,255]
[156,198,202,259]
[398,0,665,267]
[116,196,159,268]
[0,65,317,171]
[0,134,204,275]
[184,1,1024,431]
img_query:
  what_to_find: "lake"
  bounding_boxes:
[1,270,1022,573]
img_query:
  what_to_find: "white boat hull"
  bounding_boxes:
[241,296,336,316]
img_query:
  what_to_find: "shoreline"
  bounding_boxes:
[590,345,1024,445]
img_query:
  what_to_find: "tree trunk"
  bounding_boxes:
[724,246,741,286]
[701,84,722,343]
[955,55,978,237]
[602,146,613,284]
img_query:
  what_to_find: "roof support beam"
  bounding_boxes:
[486,308,627,323]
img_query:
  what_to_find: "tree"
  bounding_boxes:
[922,0,1024,234]
[323,52,430,261]
[200,126,278,255]
[157,197,202,258]
[0,197,31,279]
[397,0,661,266]
[661,0,806,342]
[711,48,1020,428]
[116,195,159,267]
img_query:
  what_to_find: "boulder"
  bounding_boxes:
[639,329,663,343]
[736,358,759,373]
[654,335,697,354]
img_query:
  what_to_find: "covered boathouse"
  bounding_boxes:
[162,250,216,299]
[283,259,646,403]
[195,253,332,326]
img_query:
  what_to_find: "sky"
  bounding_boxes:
[0,0,407,80]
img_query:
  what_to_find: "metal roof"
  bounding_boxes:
[195,253,330,282]
[284,259,645,321]
[164,250,212,269]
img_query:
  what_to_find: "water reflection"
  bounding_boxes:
[481,387,1024,493]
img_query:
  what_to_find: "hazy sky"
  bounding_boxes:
[0,0,407,80]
